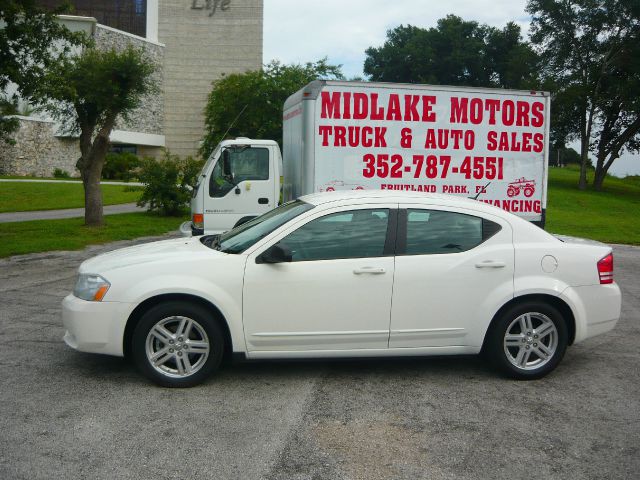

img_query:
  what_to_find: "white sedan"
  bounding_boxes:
[62,191,621,387]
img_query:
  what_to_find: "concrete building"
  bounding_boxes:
[0,0,263,176]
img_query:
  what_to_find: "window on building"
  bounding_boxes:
[38,1,147,38]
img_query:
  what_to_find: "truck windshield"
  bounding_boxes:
[215,200,314,254]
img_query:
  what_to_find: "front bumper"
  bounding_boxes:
[62,293,132,357]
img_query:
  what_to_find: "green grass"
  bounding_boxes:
[0,212,186,258]
[0,182,142,213]
[0,175,82,181]
[546,166,640,244]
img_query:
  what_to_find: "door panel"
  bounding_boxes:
[243,205,397,352]
[389,206,514,348]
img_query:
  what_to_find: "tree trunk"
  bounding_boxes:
[593,166,607,191]
[76,121,113,226]
[82,162,104,226]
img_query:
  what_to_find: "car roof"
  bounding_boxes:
[300,190,503,214]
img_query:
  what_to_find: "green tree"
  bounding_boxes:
[363,16,539,89]
[0,0,84,143]
[201,59,343,158]
[46,46,156,226]
[528,0,640,190]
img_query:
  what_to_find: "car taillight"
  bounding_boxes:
[597,253,614,284]
[192,213,204,229]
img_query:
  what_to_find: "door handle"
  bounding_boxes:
[353,267,386,274]
[258,197,269,204]
[475,260,506,269]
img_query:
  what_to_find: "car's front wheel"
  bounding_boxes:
[486,302,568,379]
[132,301,224,387]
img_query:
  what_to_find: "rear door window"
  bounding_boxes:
[403,209,498,254]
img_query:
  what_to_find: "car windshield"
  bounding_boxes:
[214,200,314,254]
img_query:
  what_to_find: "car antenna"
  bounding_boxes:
[471,181,492,201]
[218,104,249,144]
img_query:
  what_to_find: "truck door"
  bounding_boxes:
[204,146,275,233]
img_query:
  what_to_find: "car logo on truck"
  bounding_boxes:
[507,178,536,198]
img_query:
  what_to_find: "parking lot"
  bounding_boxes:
[0,237,638,480]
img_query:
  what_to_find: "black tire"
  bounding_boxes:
[486,301,568,380]
[132,301,224,387]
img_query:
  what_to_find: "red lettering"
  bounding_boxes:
[510,132,522,151]
[531,101,544,127]
[533,133,544,152]
[521,132,532,152]
[498,132,509,151]
[464,131,475,150]
[450,97,468,123]
[347,126,358,147]
[487,131,497,151]
[334,126,346,147]
[362,126,373,148]
[375,127,387,147]
[485,99,500,125]
[451,130,463,149]
[342,92,351,120]
[370,93,384,120]
[321,91,341,119]
[516,101,529,127]
[353,93,368,119]
[424,129,436,149]
[502,100,515,126]
[318,125,331,146]
[437,129,449,149]
[422,95,436,122]
[386,94,401,121]
[470,98,483,125]
[404,95,420,121]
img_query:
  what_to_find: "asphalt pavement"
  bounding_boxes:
[0,239,638,480]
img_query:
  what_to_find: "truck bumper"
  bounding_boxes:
[179,221,203,237]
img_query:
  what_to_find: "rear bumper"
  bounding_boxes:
[560,283,622,343]
[62,293,131,357]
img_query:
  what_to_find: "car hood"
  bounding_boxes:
[79,237,219,274]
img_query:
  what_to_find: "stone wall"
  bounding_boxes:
[94,25,165,136]
[0,117,80,177]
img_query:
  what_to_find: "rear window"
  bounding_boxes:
[404,209,499,255]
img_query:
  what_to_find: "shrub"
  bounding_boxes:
[102,152,140,181]
[137,152,204,216]
[53,168,70,178]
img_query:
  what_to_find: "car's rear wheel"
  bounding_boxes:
[132,301,224,387]
[487,302,568,379]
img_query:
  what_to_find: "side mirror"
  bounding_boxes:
[222,149,232,177]
[256,243,292,264]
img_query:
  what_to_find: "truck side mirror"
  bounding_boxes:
[222,149,232,176]
[256,243,293,264]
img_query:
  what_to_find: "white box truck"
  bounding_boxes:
[182,80,550,236]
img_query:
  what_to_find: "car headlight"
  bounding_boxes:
[73,274,111,301]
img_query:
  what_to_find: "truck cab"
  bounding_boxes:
[180,138,282,236]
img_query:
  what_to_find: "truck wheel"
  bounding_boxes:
[132,301,224,387]
[507,186,517,197]
[524,186,534,197]
[486,302,568,380]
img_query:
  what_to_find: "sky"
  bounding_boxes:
[263,0,639,177]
